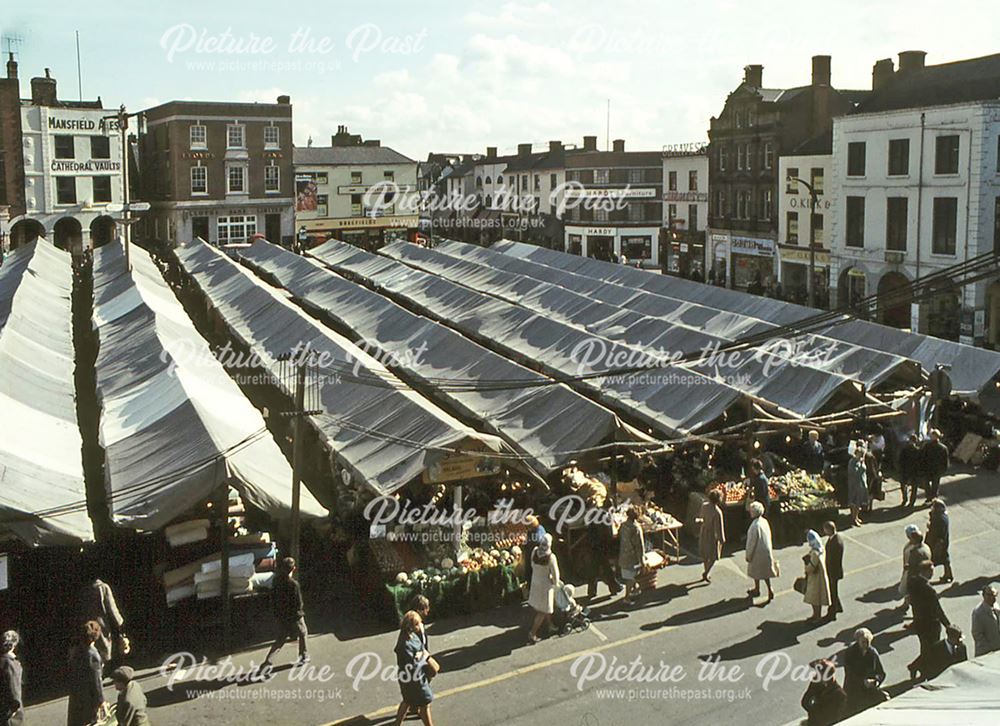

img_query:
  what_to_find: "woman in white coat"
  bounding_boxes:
[803,529,831,622]
[746,501,778,603]
[527,534,560,644]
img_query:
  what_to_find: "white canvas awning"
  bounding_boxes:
[0,241,93,545]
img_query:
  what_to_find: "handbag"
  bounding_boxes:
[793,576,807,594]
[423,655,441,680]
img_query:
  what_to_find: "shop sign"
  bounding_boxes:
[51,159,122,173]
[585,227,615,236]
[302,214,419,231]
[663,191,709,203]
[422,452,502,484]
[731,235,775,257]
[338,184,415,195]
[661,142,708,157]
[788,197,831,210]
[779,247,830,266]
[564,188,656,199]
[48,116,120,132]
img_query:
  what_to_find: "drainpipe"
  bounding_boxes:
[914,113,925,331]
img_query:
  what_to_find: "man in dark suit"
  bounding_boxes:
[898,434,921,507]
[908,560,951,677]
[920,430,949,502]
[823,520,844,620]
[0,630,23,726]
[910,624,967,682]
[261,557,309,670]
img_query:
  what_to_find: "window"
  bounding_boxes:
[623,168,638,184]
[689,204,698,232]
[351,193,363,216]
[56,176,77,204]
[847,142,866,176]
[995,197,1000,253]
[264,125,280,148]
[811,168,824,195]
[787,212,799,243]
[761,189,773,220]
[667,203,677,220]
[763,142,773,170]
[316,173,328,185]
[688,170,698,191]
[668,171,677,191]
[352,170,363,184]
[485,176,492,185]
[737,190,750,219]
[521,174,528,188]
[226,164,246,194]
[92,176,112,203]
[534,174,540,190]
[716,190,726,217]
[54,135,75,159]
[888,139,910,176]
[190,124,207,149]
[846,196,865,247]
[217,215,256,244]
[718,147,728,172]
[190,165,208,195]
[746,110,755,127]
[316,194,328,216]
[737,144,746,171]
[550,173,557,187]
[935,135,960,175]
[997,137,1000,173]
[226,124,245,149]
[90,135,111,159]
[811,213,824,246]
[932,197,958,254]
[629,204,643,222]
[735,110,744,129]
[383,170,395,182]
[264,164,280,193]
[595,207,609,222]
[746,145,752,172]
[886,197,908,251]
[786,168,799,194]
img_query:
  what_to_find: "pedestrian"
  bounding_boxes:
[528,534,560,644]
[841,627,888,714]
[111,666,149,726]
[747,458,771,516]
[864,440,883,510]
[910,624,967,683]
[393,611,435,726]
[926,499,953,583]
[920,429,949,502]
[0,631,23,726]
[261,557,309,670]
[823,521,844,620]
[847,444,868,527]
[971,584,1000,657]
[800,658,846,726]
[66,621,108,726]
[523,515,547,587]
[411,595,431,652]
[584,504,621,600]
[618,509,645,606]
[802,430,825,476]
[898,434,921,507]
[697,489,726,583]
[803,530,831,623]
[79,573,126,665]
[745,501,778,604]
[907,560,952,679]
[899,524,931,608]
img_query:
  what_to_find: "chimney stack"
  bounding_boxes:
[898,50,927,74]
[811,55,831,86]
[276,94,290,104]
[744,64,763,88]
[518,142,532,156]
[612,139,625,153]
[363,139,380,147]
[872,58,895,90]
[30,68,57,106]
[6,52,16,79]
[583,135,598,151]
[548,140,562,152]
[486,146,497,159]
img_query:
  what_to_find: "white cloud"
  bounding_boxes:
[464,2,557,28]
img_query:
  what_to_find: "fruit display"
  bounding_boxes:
[707,481,780,507]
[561,466,609,506]
[772,470,835,496]
[636,502,682,529]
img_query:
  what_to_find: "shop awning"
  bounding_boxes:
[308,240,760,437]
[492,240,1000,396]
[173,238,511,496]
[0,241,93,546]
[91,242,327,530]
[235,240,654,475]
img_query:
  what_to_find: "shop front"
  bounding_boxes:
[566,225,659,266]
[777,244,830,305]
[300,213,420,250]
[708,231,730,286]
[730,235,776,290]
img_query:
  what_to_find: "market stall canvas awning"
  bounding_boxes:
[91,242,326,530]
[0,241,93,545]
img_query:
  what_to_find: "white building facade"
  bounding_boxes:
[662,149,709,275]
[777,152,833,302]
[829,101,1000,343]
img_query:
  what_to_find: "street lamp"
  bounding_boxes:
[102,105,146,272]
[787,175,820,308]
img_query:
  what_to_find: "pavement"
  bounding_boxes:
[25,468,1000,726]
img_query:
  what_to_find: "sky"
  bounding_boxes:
[2,0,998,160]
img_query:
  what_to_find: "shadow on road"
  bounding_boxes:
[641,596,749,631]
[706,619,815,661]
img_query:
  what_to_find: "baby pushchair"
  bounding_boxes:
[553,582,591,634]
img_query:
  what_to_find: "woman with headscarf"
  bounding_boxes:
[697,489,726,583]
[899,524,931,608]
[803,530,831,622]
[847,443,869,527]
[926,499,953,583]
[527,533,560,644]
[745,501,778,604]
